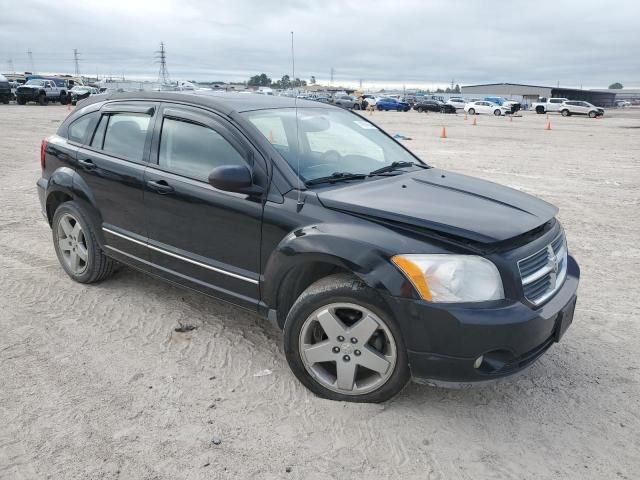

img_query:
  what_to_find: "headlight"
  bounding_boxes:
[392,254,504,302]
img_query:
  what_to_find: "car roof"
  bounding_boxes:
[79,90,331,114]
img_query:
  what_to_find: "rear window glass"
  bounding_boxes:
[102,113,150,161]
[68,112,99,144]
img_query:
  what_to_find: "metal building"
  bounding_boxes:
[461,83,617,107]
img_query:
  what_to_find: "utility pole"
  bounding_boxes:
[27,50,34,73]
[359,79,362,89]
[7,59,14,73]
[330,67,334,86]
[73,49,81,76]
[155,41,171,86]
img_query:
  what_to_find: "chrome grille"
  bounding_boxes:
[518,231,567,306]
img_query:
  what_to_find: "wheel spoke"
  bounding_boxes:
[316,308,346,339]
[76,243,88,262]
[71,222,82,239]
[59,238,73,252]
[302,341,335,365]
[357,346,391,374]
[70,251,80,271]
[60,216,73,236]
[348,314,379,344]
[336,359,357,391]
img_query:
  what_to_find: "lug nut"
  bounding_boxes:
[354,350,361,356]
[343,355,351,362]
[332,346,340,354]
[350,337,357,344]
[337,336,345,342]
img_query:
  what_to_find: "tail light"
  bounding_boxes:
[40,137,49,169]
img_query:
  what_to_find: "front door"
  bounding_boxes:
[143,104,264,309]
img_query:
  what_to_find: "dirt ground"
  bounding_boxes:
[1,103,639,480]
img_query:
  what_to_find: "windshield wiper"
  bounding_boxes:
[368,161,428,176]
[305,172,367,186]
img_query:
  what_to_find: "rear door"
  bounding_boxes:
[74,101,157,259]
[143,104,265,308]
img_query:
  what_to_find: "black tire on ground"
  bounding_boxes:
[1,99,8,105]
[17,96,26,105]
[561,109,570,117]
[377,105,383,111]
[38,93,47,106]
[468,108,475,115]
[536,106,545,114]
[354,104,361,110]
[494,109,501,116]
[588,111,597,118]
[52,201,118,284]
[60,94,68,105]
[417,106,424,113]
[283,273,411,403]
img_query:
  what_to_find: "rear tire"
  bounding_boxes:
[284,274,410,403]
[52,201,117,284]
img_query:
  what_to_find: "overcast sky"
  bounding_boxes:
[1,0,639,89]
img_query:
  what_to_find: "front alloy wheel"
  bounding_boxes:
[284,274,410,402]
[299,303,397,395]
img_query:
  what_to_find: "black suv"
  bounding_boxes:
[37,92,580,402]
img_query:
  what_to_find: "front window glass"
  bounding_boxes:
[243,108,421,182]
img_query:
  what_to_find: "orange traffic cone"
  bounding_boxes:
[545,120,552,130]
[440,127,447,138]
[464,113,468,120]
[472,116,477,126]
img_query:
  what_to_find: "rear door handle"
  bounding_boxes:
[77,158,96,170]
[146,179,174,194]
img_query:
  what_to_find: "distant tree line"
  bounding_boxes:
[247,73,307,88]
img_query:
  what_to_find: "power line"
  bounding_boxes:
[155,41,171,85]
[73,49,81,76]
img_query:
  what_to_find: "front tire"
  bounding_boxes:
[561,109,570,117]
[52,201,117,284]
[38,93,47,106]
[588,111,597,118]
[16,96,26,105]
[494,109,502,116]
[468,108,475,115]
[284,274,410,403]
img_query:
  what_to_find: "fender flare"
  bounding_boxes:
[261,223,412,314]
[45,168,104,244]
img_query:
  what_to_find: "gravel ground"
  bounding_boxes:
[1,103,639,480]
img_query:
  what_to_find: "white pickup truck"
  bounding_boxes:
[15,78,70,105]
[531,98,569,114]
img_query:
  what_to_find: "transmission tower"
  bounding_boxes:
[7,59,14,73]
[27,49,34,73]
[155,42,171,86]
[73,49,81,76]
[330,67,334,85]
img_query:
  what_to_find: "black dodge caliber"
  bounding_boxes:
[37,92,580,402]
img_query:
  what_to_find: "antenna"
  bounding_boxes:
[292,31,303,209]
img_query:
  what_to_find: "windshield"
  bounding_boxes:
[243,108,423,182]
[25,79,46,86]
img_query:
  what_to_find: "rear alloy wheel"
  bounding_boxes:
[468,108,475,115]
[284,274,410,403]
[52,201,117,283]
[561,109,570,117]
[494,109,502,116]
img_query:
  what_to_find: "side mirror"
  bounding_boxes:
[208,165,262,195]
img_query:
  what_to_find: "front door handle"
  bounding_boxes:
[146,179,174,194]
[77,158,96,170]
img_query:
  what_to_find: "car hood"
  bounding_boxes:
[316,168,558,244]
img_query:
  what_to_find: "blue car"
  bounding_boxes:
[376,97,410,112]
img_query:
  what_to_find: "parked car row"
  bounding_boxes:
[532,98,604,117]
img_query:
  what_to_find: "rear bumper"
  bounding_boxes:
[384,255,580,386]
